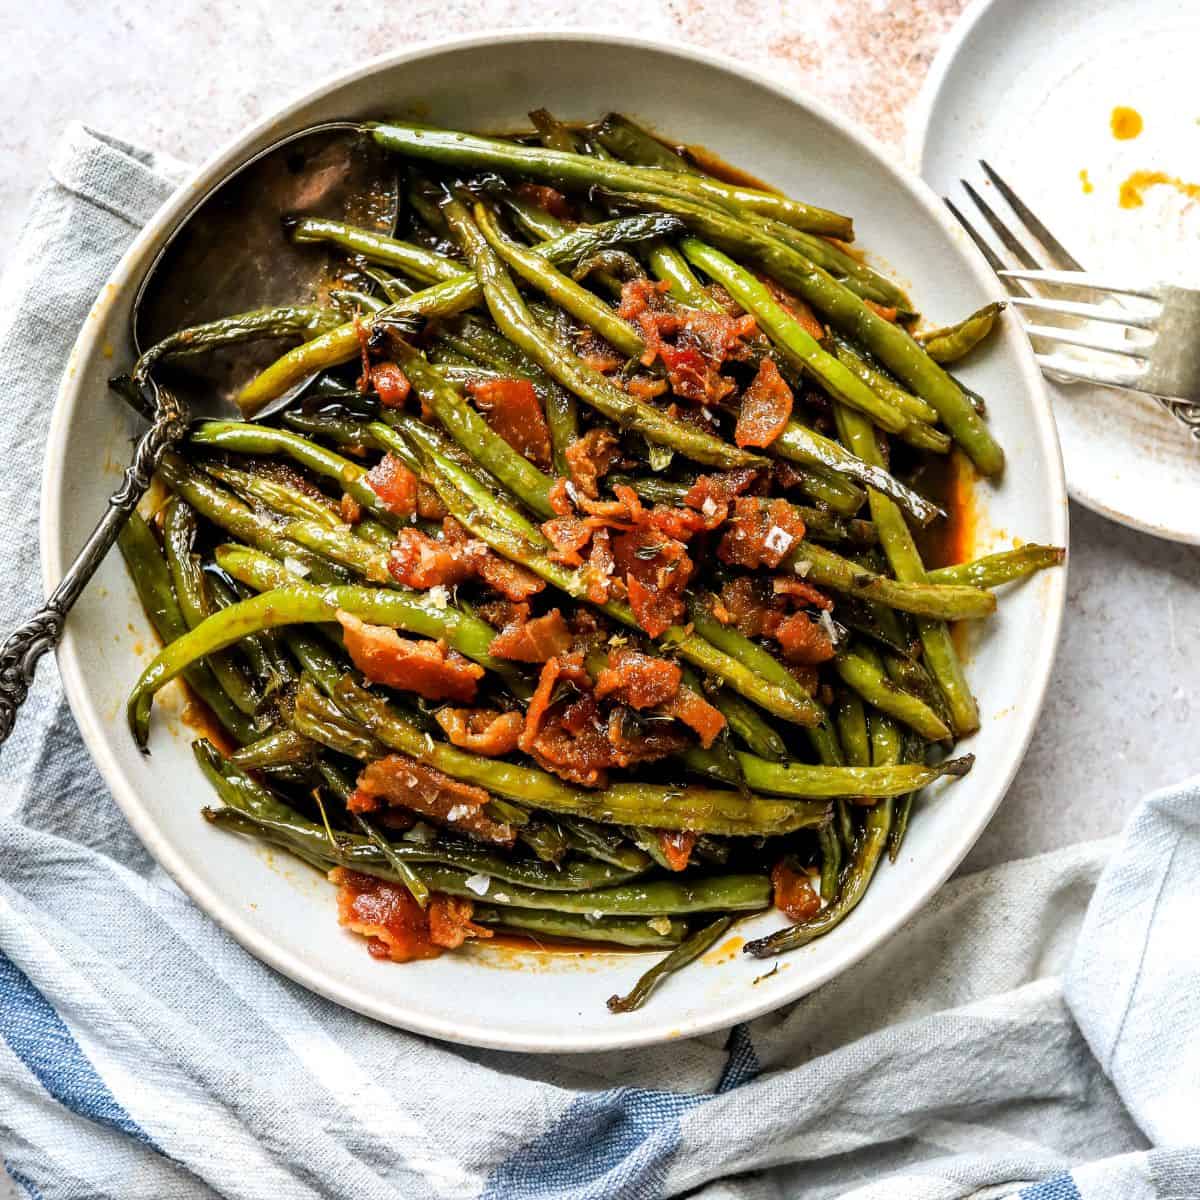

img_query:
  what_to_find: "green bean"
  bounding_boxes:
[131,307,341,387]
[926,544,1065,589]
[887,734,924,863]
[830,337,938,424]
[125,576,509,747]
[744,794,893,957]
[157,453,341,583]
[474,907,686,947]
[679,744,971,796]
[189,422,396,524]
[335,676,828,836]
[623,827,676,871]
[607,914,733,1012]
[369,121,853,238]
[162,498,261,716]
[771,423,940,526]
[817,823,842,903]
[202,462,341,528]
[556,817,653,871]
[918,302,1003,364]
[239,214,687,410]
[613,190,1005,475]
[117,514,257,746]
[475,204,644,358]
[785,540,995,620]
[352,811,430,906]
[206,571,298,696]
[883,652,953,732]
[833,690,870,768]
[283,520,392,583]
[331,288,388,316]
[387,345,556,517]
[286,217,467,284]
[283,410,381,451]
[447,200,761,471]
[835,403,980,735]
[229,728,317,769]
[709,687,788,761]
[647,242,721,309]
[833,649,951,741]
[680,239,911,434]
[292,677,387,760]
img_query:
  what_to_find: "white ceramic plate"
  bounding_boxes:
[911,0,1200,544]
[43,32,1067,1053]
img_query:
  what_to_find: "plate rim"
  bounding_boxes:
[40,27,1069,1053]
[907,0,1200,546]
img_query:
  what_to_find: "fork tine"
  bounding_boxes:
[999,268,1162,301]
[1032,352,1145,390]
[1010,294,1158,329]
[978,161,1084,271]
[944,198,1032,296]
[960,180,1041,269]
[1023,323,1151,358]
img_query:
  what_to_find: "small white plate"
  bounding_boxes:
[912,0,1200,544]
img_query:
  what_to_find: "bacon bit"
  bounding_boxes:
[716,577,777,638]
[658,831,697,873]
[865,300,899,322]
[475,598,530,631]
[388,528,473,590]
[331,867,440,962]
[542,516,592,566]
[718,497,807,570]
[427,895,492,949]
[548,477,575,516]
[735,358,794,449]
[682,468,762,512]
[473,553,545,602]
[515,182,574,221]
[612,527,693,638]
[759,275,827,340]
[606,710,689,766]
[337,612,483,702]
[774,611,836,665]
[521,654,592,750]
[366,453,418,517]
[467,378,552,470]
[771,461,812,493]
[346,786,379,814]
[565,428,622,498]
[624,375,669,399]
[370,362,411,408]
[339,493,363,525]
[354,316,372,394]
[489,609,573,662]
[416,481,448,522]
[773,577,834,610]
[660,686,726,748]
[434,707,525,756]
[771,860,821,922]
[520,654,613,787]
[357,754,514,845]
[585,527,618,605]
[617,278,671,323]
[526,719,613,788]
[790,663,821,697]
[575,327,624,374]
[595,646,682,709]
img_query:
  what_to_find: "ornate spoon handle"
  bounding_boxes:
[0,401,187,743]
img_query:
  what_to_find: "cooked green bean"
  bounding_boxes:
[607,915,733,1012]
[918,302,1003,363]
[286,217,467,284]
[833,648,952,741]
[475,907,686,947]
[926,544,1065,588]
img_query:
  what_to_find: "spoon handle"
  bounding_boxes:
[0,400,187,743]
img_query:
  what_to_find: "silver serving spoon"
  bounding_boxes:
[0,120,392,741]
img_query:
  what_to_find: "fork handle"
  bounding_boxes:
[0,405,187,744]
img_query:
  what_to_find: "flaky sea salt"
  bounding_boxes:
[646,916,672,935]
[283,556,310,578]
[464,873,491,896]
[763,525,793,556]
[427,585,449,609]
[701,496,719,518]
[793,559,813,577]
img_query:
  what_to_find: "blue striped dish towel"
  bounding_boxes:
[1,123,1197,1200]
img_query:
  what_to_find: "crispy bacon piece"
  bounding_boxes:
[718,497,807,570]
[388,528,473,590]
[594,647,682,709]
[520,654,613,787]
[434,707,524,756]
[467,378,552,470]
[658,831,697,873]
[606,709,689,767]
[548,477,575,516]
[331,867,440,962]
[473,553,545,602]
[366,453,419,518]
[585,527,618,605]
[773,578,834,610]
[625,375,669,399]
[612,526,694,638]
[760,276,826,340]
[427,895,492,949]
[475,598,530,631]
[416,481,448,522]
[865,300,899,322]
[660,686,726,748]
[575,327,624,373]
[771,860,821,922]
[565,428,622,498]
[774,611,836,665]
[356,754,514,846]
[370,362,412,408]
[337,612,483,702]
[542,516,592,566]
[515,182,573,220]
[339,493,363,524]
[735,358,794,449]
[521,654,591,748]
[714,577,779,638]
[617,278,672,323]
[489,610,573,662]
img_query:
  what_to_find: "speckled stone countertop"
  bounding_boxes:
[0,0,1197,1086]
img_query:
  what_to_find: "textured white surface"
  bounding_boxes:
[0,0,1197,1186]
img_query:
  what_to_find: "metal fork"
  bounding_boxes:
[946,160,1200,442]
